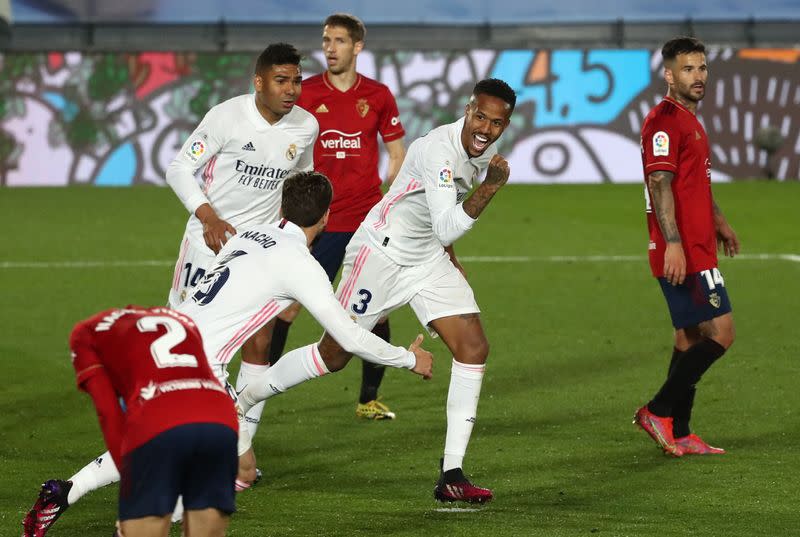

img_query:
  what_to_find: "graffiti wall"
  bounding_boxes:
[1,47,798,186]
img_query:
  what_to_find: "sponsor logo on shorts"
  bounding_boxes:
[653,131,669,156]
[709,292,721,308]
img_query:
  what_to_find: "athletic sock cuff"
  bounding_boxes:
[701,337,727,359]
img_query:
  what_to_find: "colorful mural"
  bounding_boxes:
[1,47,798,186]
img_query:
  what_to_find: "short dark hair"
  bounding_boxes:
[255,43,302,74]
[661,37,706,63]
[324,13,366,42]
[281,171,333,227]
[472,78,516,111]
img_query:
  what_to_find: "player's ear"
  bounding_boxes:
[353,40,364,55]
[663,66,673,86]
[254,74,263,91]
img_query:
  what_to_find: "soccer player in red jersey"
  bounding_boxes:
[237,13,407,424]
[24,307,238,537]
[634,37,740,457]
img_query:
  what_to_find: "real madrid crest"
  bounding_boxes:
[285,143,297,161]
[709,292,721,308]
[356,98,369,118]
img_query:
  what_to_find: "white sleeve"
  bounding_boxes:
[165,106,228,215]
[421,140,476,246]
[286,254,415,369]
[295,118,319,172]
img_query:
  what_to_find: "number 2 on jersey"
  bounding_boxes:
[136,316,198,368]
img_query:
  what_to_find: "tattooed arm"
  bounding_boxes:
[648,170,686,285]
[462,154,510,219]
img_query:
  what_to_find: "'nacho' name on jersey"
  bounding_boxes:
[236,159,290,190]
[239,230,277,249]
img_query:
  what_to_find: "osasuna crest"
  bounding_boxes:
[356,98,369,118]
[285,143,297,161]
[709,292,721,308]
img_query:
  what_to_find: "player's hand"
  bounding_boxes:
[663,242,686,286]
[409,334,433,380]
[483,154,510,188]
[716,223,740,257]
[202,215,236,254]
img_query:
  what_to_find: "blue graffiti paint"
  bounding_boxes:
[42,92,79,121]
[490,49,651,128]
[95,143,136,186]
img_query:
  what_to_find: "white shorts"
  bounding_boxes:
[168,234,216,308]
[222,381,252,455]
[335,231,480,335]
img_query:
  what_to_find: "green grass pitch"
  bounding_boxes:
[0,182,798,536]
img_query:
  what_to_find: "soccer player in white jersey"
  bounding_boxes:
[237,79,516,504]
[23,172,432,537]
[21,44,319,537]
[167,42,318,441]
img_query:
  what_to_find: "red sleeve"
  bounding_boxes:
[70,321,105,388]
[82,371,126,467]
[642,114,680,174]
[69,320,125,466]
[377,86,405,143]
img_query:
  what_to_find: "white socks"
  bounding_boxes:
[67,451,120,504]
[239,344,329,415]
[236,361,270,438]
[443,359,485,472]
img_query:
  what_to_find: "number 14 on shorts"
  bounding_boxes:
[700,268,725,289]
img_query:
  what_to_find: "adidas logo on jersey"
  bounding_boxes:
[242,141,256,151]
[315,104,329,113]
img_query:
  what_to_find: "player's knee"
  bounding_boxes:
[458,337,489,364]
[318,334,351,372]
[705,315,735,350]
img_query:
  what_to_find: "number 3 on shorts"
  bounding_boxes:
[352,289,372,315]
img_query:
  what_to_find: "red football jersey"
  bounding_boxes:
[641,96,717,277]
[70,307,238,463]
[297,72,405,232]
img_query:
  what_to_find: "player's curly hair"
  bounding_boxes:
[472,78,517,111]
[255,43,302,74]
[324,13,366,42]
[662,37,706,63]
[281,171,333,227]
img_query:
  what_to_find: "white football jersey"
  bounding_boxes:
[177,220,415,380]
[360,117,496,266]
[166,94,319,252]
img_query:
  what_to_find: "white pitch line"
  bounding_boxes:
[1,253,798,269]
[433,507,483,513]
[0,260,173,269]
